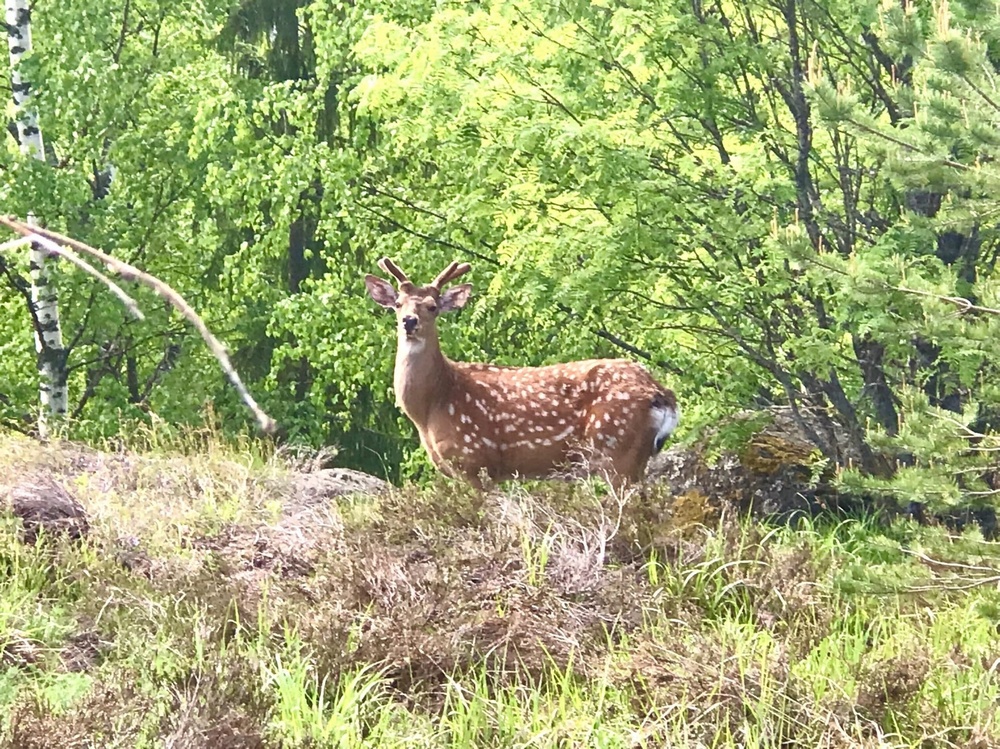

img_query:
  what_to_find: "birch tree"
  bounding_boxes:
[5,0,66,436]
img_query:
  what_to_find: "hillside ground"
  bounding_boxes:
[0,428,999,748]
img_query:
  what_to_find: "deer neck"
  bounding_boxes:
[393,333,453,425]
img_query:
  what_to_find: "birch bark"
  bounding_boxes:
[6,0,67,436]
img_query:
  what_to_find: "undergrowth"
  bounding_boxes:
[0,429,998,748]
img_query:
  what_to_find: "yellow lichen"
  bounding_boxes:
[739,434,815,477]
[668,489,720,532]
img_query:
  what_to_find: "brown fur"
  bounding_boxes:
[365,260,679,489]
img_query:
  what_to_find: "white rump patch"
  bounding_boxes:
[650,403,680,452]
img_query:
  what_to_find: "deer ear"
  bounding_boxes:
[364,275,398,308]
[439,283,472,313]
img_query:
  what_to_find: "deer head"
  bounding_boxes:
[364,258,472,349]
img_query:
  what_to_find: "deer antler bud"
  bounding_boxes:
[431,261,471,290]
[378,257,410,284]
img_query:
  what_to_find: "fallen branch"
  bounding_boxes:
[0,216,277,434]
[0,235,143,320]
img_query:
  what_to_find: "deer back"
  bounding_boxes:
[421,358,677,484]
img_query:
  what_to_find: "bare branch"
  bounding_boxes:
[0,216,277,434]
[1,234,144,320]
[894,285,1000,316]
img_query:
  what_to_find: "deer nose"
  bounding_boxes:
[402,315,418,334]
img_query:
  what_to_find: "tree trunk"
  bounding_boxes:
[6,0,67,436]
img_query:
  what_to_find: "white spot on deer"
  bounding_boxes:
[542,439,552,446]
[606,436,618,448]
[465,392,472,403]
[594,419,602,429]
[551,425,574,442]
[448,403,455,416]
[617,427,625,437]
[482,438,497,449]
[464,434,472,443]
[460,414,471,424]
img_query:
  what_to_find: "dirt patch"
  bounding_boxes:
[278,467,388,515]
[1,474,89,544]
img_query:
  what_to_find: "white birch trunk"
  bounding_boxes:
[6,0,67,435]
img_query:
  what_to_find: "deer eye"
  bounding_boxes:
[427,303,438,313]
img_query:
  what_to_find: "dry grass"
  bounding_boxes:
[0,429,999,747]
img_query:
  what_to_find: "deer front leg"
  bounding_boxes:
[422,435,487,489]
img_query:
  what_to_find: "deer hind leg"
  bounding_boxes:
[574,407,626,486]
[601,417,657,490]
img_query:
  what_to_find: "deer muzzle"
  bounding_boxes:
[402,315,419,335]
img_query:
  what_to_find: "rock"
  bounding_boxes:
[282,468,389,516]
[4,475,89,544]
[647,407,858,522]
[188,467,386,591]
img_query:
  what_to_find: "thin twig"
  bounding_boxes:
[894,284,1000,315]
[900,548,998,574]
[0,216,276,434]
[894,576,1000,593]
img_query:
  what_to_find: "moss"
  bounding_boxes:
[668,490,720,531]
[739,434,817,478]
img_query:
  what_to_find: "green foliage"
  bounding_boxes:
[0,0,998,503]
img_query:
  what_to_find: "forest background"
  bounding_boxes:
[2,0,999,509]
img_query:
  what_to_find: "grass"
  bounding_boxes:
[1,429,999,747]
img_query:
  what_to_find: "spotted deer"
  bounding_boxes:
[364,258,679,489]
